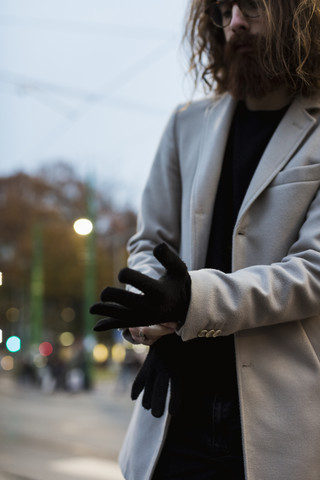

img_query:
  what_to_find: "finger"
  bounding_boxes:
[100,286,145,309]
[141,371,156,411]
[93,317,118,331]
[153,243,187,277]
[129,327,142,343]
[160,322,179,329]
[90,302,131,320]
[131,365,147,400]
[130,327,153,345]
[93,317,149,330]
[151,372,170,418]
[118,268,160,296]
[93,317,139,331]
[143,325,176,338]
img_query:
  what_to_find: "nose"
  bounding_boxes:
[229,4,250,32]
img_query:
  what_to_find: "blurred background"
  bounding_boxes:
[0,0,202,479]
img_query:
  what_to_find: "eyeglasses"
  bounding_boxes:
[205,0,263,28]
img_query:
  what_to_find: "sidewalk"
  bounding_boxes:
[0,373,134,480]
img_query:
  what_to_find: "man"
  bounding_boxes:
[90,0,320,478]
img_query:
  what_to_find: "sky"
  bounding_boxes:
[0,0,203,209]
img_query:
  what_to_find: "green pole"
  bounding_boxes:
[30,225,44,346]
[83,180,96,389]
[84,223,95,334]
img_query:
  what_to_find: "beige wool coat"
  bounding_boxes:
[119,93,320,480]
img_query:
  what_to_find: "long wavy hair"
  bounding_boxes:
[184,0,320,96]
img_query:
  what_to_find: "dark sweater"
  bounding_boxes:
[187,101,288,397]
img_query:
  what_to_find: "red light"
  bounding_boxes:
[39,342,53,356]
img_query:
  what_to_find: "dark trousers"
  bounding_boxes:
[152,390,245,480]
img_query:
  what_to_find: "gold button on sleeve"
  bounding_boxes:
[197,330,208,338]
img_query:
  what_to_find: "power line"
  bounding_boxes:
[0,14,176,41]
[0,69,94,101]
[0,69,94,117]
[66,37,176,118]
[0,74,168,118]
[0,33,175,117]
[11,36,176,162]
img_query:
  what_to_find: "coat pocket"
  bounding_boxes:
[270,163,320,188]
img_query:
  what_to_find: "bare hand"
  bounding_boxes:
[130,322,178,346]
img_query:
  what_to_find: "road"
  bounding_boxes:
[0,373,135,480]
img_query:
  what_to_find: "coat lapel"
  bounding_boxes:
[237,95,320,222]
[190,94,237,269]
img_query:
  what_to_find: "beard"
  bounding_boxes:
[223,33,285,100]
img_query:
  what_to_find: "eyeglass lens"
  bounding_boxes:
[207,0,262,28]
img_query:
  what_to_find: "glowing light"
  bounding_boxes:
[83,335,96,352]
[61,307,75,323]
[73,218,93,236]
[0,272,2,285]
[93,344,109,363]
[6,307,20,322]
[59,332,75,347]
[6,336,21,352]
[0,329,2,343]
[39,342,53,356]
[33,354,48,368]
[111,343,126,363]
[59,347,73,363]
[1,355,14,371]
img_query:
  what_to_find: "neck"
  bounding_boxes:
[245,86,292,111]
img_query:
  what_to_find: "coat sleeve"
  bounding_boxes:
[126,106,183,278]
[121,107,184,342]
[179,184,320,340]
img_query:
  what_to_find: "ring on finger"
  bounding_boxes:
[138,329,147,342]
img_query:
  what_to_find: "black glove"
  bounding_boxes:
[131,333,185,418]
[90,243,191,331]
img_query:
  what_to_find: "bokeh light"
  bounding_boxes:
[73,218,93,236]
[1,355,14,371]
[33,354,48,369]
[58,347,73,363]
[39,342,53,357]
[6,336,21,352]
[6,307,19,322]
[93,344,109,363]
[111,343,126,363]
[61,307,75,323]
[59,332,75,347]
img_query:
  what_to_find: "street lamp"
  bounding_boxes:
[73,218,93,236]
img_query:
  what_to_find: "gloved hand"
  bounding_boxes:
[90,243,191,331]
[131,333,185,418]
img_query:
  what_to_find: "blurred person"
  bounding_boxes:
[90,0,320,478]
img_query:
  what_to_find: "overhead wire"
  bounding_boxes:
[0,9,181,168]
[0,14,175,40]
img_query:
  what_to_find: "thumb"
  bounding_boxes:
[153,243,188,277]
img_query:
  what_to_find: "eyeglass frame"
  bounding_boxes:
[205,0,263,28]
